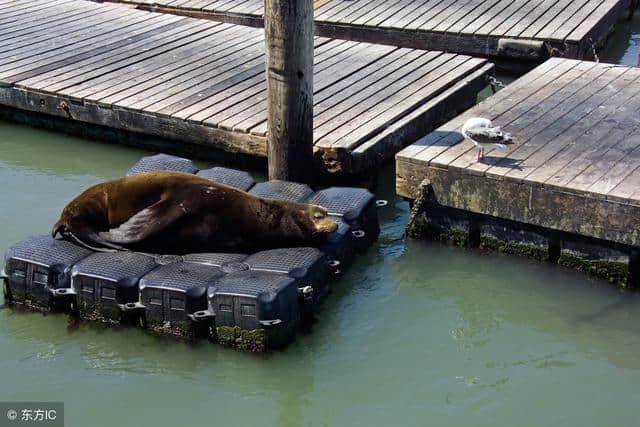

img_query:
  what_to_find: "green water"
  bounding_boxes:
[2,16,640,427]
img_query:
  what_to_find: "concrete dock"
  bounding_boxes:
[110,0,636,60]
[396,58,640,287]
[0,0,492,177]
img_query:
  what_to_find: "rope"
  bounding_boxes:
[488,75,506,94]
[588,38,600,63]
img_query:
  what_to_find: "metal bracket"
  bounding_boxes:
[52,288,76,297]
[118,302,145,312]
[188,310,215,322]
[259,319,282,326]
[298,286,314,301]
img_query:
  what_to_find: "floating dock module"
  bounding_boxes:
[115,0,635,60]
[1,235,92,310]
[2,154,381,350]
[396,58,640,287]
[0,0,492,176]
[72,252,160,322]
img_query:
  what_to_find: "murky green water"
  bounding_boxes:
[1,16,640,427]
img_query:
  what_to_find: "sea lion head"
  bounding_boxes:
[274,202,338,243]
[306,204,339,236]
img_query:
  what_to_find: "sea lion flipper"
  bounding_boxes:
[99,199,187,244]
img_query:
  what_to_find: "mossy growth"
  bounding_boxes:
[146,319,194,340]
[216,326,267,353]
[78,301,121,324]
[559,252,629,287]
[480,236,549,261]
[407,217,469,247]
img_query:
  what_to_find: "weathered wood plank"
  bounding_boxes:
[396,59,640,252]
[0,0,492,177]
[17,16,204,89]
[456,61,610,174]
[0,15,184,84]
[103,0,632,60]
[320,56,485,149]
[405,58,575,166]
[514,67,640,184]
[35,20,218,93]
[90,32,265,105]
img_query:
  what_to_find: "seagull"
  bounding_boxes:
[461,117,513,162]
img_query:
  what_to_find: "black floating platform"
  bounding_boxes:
[1,154,381,351]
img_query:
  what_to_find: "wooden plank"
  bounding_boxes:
[432,0,489,33]
[323,0,374,23]
[315,0,362,20]
[312,51,443,138]
[405,58,576,166]
[543,93,640,190]
[522,67,640,185]
[446,0,507,34]
[88,30,264,105]
[128,57,265,114]
[16,14,193,89]
[0,9,157,64]
[349,0,407,27]
[376,0,432,28]
[182,36,360,123]
[0,4,121,47]
[509,67,640,184]
[483,0,542,36]
[616,166,640,203]
[31,19,216,92]
[0,14,183,84]
[323,57,487,150]
[518,0,575,38]
[503,0,564,38]
[472,0,530,35]
[360,0,416,27]
[447,60,602,173]
[209,45,408,132]
[192,79,266,125]
[352,64,494,169]
[0,7,117,46]
[478,64,629,178]
[535,0,594,39]
[563,0,620,41]
[0,0,72,24]
[93,33,264,106]
[589,144,640,197]
[567,123,640,193]
[408,0,462,30]
[0,0,86,31]
[607,162,640,203]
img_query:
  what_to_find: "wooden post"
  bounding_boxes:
[264,0,314,183]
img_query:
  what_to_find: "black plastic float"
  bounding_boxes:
[1,154,384,351]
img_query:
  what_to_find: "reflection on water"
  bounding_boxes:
[601,13,640,66]
[2,18,640,423]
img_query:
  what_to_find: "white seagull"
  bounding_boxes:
[461,117,513,162]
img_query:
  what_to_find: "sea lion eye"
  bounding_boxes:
[313,212,325,219]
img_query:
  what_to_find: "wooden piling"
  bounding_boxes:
[264,0,314,183]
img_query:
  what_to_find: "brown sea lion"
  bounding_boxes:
[51,171,338,254]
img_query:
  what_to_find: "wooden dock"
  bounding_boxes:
[0,0,492,176]
[396,58,640,285]
[112,0,636,60]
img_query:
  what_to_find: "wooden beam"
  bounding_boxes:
[264,0,314,183]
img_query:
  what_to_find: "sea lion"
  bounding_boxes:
[51,171,338,254]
